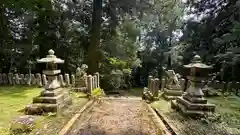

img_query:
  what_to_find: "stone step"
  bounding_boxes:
[25,103,58,115]
[176,97,215,112]
[183,95,207,104]
[164,89,182,96]
[33,94,63,104]
[40,88,64,97]
[163,95,179,100]
[176,103,205,116]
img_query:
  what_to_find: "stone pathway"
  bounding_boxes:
[71,98,161,135]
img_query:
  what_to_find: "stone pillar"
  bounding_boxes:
[92,76,95,90]
[71,74,75,86]
[154,78,160,97]
[94,72,100,88]
[152,79,156,96]
[36,73,42,87]
[180,78,185,90]
[8,73,13,85]
[94,75,98,89]
[15,74,20,84]
[59,75,65,87]
[148,76,153,91]
[64,74,70,86]
[150,78,154,94]
[87,75,93,93]
[42,74,47,86]
[161,78,165,91]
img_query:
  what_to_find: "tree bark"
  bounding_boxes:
[88,0,103,74]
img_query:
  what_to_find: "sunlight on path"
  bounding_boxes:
[73,99,158,135]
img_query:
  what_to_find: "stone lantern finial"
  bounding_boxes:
[192,55,201,63]
[48,49,55,55]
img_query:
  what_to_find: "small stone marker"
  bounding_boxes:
[31,74,36,85]
[94,72,100,88]
[161,78,165,91]
[71,74,75,86]
[65,74,70,86]
[154,78,160,97]
[8,73,13,85]
[42,74,47,86]
[87,75,93,93]
[59,74,65,87]
[3,73,8,84]
[25,74,31,85]
[14,74,20,84]
[20,74,25,84]
[36,73,42,87]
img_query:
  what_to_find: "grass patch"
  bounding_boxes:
[0,86,89,135]
[151,96,240,135]
[0,86,41,135]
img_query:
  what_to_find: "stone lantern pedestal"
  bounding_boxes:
[25,49,72,115]
[171,55,215,117]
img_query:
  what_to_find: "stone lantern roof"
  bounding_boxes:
[37,49,64,64]
[184,55,212,69]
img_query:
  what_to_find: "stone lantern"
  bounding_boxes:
[171,55,216,116]
[37,49,64,90]
[25,49,72,115]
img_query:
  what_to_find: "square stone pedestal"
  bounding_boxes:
[163,85,183,100]
[25,88,72,115]
[171,93,215,117]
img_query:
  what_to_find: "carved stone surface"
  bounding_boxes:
[163,70,183,100]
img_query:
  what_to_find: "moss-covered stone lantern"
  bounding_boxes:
[25,49,72,115]
[171,55,216,117]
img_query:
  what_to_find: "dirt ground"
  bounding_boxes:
[70,99,160,135]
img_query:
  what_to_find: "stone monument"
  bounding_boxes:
[171,55,216,117]
[25,49,72,115]
[73,64,88,92]
[163,70,183,100]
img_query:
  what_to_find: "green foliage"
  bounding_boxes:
[91,88,105,101]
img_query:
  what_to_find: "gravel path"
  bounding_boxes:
[72,99,160,135]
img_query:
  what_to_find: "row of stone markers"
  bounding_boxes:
[86,73,100,94]
[143,76,160,101]
[0,73,82,87]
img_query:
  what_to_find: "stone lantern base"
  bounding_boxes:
[25,88,72,115]
[163,84,183,100]
[171,93,215,116]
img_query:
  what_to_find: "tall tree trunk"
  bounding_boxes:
[88,0,102,74]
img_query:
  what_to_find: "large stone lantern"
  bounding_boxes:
[25,49,72,115]
[171,55,216,116]
[37,49,64,90]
